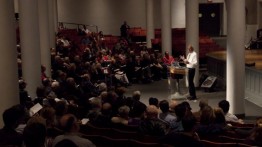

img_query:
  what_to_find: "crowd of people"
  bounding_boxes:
[1,26,262,147]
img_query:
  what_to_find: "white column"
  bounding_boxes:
[39,0,51,77]
[222,2,227,36]
[48,0,56,48]
[226,0,245,115]
[0,0,19,127]
[19,0,41,98]
[161,0,172,55]
[171,0,186,28]
[186,0,199,86]
[54,0,58,33]
[258,1,262,29]
[146,0,154,49]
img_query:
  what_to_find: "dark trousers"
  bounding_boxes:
[188,68,196,98]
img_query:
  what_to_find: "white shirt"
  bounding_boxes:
[186,51,197,68]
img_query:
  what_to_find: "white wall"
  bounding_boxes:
[57,0,147,35]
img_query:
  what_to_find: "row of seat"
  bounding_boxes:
[78,122,256,146]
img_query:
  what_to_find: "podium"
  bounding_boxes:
[169,66,187,100]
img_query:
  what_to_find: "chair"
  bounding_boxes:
[79,123,111,136]
[218,135,245,143]
[200,140,237,147]
[129,139,172,147]
[82,134,129,147]
[110,128,138,140]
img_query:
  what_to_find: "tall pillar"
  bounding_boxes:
[19,0,41,98]
[146,0,154,49]
[186,0,199,86]
[39,0,51,77]
[161,0,172,55]
[171,0,186,28]
[226,0,245,115]
[48,0,56,48]
[0,0,19,127]
[54,0,58,33]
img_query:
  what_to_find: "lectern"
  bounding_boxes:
[169,66,186,100]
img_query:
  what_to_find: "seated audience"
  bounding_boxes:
[195,105,224,138]
[23,121,47,147]
[149,97,159,108]
[159,100,177,125]
[52,114,95,147]
[111,105,130,125]
[90,103,113,127]
[218,100,244,124]
[193,98,209,122]
[160,112,203,147]
[244,127,262,146]
[139,105,169,136]
[0,105,24,146]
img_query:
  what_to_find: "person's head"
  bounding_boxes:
[101,103,112,116]
[200,105,215,125]
[181,101,192,112]
[188,45,194,53]
[89,97,102,110]
[40,107,56,127]
[164,51,169,57]
[132,91,141,101]
[174,103,187,120]
[132,102,146,118]
[159,100,170,113]
[36,85,46,97]
[255,117,262,128]
[23,122,46,147]
[146,105,159,119]
[149,97,159,108]
[2,105,27,129]
[213,107,226,124]
[115,87,127,96]
[118,105,130,118]
[169,100,178,111]
[19,79,27,90]
[218,100,230,114]
[55,100,68,116]
[98,82,107,92]
[199,98,209,110]
[59,114,79,132]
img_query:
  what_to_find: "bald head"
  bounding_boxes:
[188,45,194,53]
[146,105,159,118]
[60,114,78,132]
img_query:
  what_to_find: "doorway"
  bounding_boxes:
[199,3,222,36]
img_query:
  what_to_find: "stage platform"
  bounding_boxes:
[206,49,262,108]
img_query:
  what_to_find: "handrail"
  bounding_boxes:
[58,22,98,33]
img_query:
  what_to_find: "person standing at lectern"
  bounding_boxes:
[180,45,197,100]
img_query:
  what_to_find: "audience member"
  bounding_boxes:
[195,105,224,139]
[149,97,159,108]
[159,100,177,125]
[23,121,47,147]
[52,114,95,147]
[111,105,130,125]
[120,21,130,39]
[160,112,203,147]
[139,105,169,136]
[0,106,24,146]
[193,98,209,122]
[218,100,244,124]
